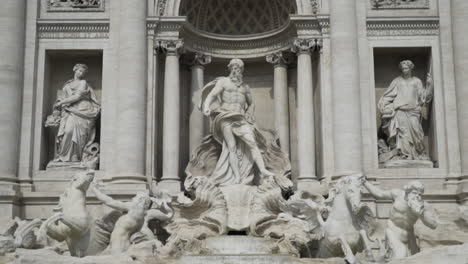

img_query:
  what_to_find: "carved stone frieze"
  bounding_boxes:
[37,22,109,39]
[46,0,105,12]
[371,0,429,9]
[367,19,439,36]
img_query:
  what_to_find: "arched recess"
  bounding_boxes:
[162,0,317,17]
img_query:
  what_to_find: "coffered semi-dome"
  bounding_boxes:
[179,0,297,36]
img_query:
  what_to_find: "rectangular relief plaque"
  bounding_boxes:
[371,0,429,9]
[47,0,104,12]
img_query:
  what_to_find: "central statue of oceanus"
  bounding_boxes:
[186,58,292,190]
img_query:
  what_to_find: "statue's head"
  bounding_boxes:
[133,192,153,210]
[73,63,88,79]
[227,59,244,76]
[404,180,425,215]
[329,174,363,214]
[72,170,95,190]
[399,60,414,76]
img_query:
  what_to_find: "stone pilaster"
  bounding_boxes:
[0,0,26,218]
[188,53,211,156]
[266,52,291,154]
[158,39,184,193]
[292,39,320,188]
[452,0,468,188]
[0,0,25,184]
[330,0,363,177]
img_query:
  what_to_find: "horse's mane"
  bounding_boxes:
[325,175,360,204]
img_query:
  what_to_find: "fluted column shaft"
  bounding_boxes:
[330,0,363,176]
[189,53,211,156]
[452,0,468,177]
[114,0,147,182]
[266,52,291,154]
[293,39,318,186]
[0,0,26,184]
[159,40,183,193]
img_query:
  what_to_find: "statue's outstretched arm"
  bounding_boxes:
[363,181,394,200]
[92,185,129,212]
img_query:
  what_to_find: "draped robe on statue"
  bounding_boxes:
[378,76,432,160]
[55,80,100,162]
[186,78,291,187]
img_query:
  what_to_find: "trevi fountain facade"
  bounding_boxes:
[1,0,468,263]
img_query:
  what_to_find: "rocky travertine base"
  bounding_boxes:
[4,243,468,264]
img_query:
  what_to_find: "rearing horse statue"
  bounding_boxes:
[317,174,375,261]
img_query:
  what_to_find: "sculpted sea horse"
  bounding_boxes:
[38,171,115,257]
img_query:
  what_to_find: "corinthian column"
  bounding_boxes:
[188,53,211,156]
[330,0,363,176]
[158,40,184,193]
[266,52,291,154]
[292,39,320,188]
[0,0,25,186]
[452,0,468,181]
[114,0,147,183]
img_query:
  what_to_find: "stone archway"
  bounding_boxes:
[162,0,317,16]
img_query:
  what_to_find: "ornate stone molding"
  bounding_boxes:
[157,0,168,16]
[310,0,319,14]
[180,22,297,59]
[371,0,429,9]
[37,21,109,39]
[185,53,212,67]
[266,52,294,66]
[291,38,322,54]
[46,0,105,12]
[367,19,439,36]
[155,39,184,55]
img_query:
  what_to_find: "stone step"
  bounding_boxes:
[204,235,276,255]
[179,255,341,264]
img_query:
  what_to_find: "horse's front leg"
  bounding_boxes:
[338,236,356,264]
[359,229,375,262]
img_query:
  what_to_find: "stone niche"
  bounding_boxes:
[373,47,437,168]
[39,50,103,170]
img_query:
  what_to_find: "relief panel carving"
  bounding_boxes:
[47,0,105,12]
[371,0,429,9]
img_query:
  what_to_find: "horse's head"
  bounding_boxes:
[330,174,364,215]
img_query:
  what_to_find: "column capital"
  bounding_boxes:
[266,52,293,66]
[291,38,323,54]
[155,39,184,56]
[185,52,212,68]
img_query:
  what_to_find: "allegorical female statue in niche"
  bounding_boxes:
[45,64,100,169]
[377,60,433,168]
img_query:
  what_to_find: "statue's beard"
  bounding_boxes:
[230,72,243,84]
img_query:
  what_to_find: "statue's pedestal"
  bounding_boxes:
[383,159,434,168]
[46,161,88,170]
[180,235,306,264]
[220,185,256,231]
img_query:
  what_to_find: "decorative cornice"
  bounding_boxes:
[37,20,109,39]
[371,0,429,10]
[367,18,439,36]
[46,0,105,12]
